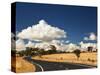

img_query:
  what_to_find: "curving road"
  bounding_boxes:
[24,57,97,72]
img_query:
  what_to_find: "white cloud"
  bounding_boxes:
[51,40,64,50]
[51,41,80,52]
[50,40,68,51]
[89,33,97,40]
[66,43,80,52]
[25,41,35,48]
[51,40,62,45]
[84,32,97,41]
[65,40,70,43]
[25,40,67,51]
[24,40,80,52]
[84,37,89,40]
[16,39,26,51]
[17,20,67,42]
[11,38,15,50]
[11,33,15,38]
[79,41,97,51]
[35,42,51,51]
[11,33,15,50]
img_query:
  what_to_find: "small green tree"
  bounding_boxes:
[73,49,81,60]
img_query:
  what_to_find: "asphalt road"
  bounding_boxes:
[24,57,96,72]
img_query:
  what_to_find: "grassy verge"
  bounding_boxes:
[11,57,36,73]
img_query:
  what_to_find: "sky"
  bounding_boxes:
[14,2,97,48]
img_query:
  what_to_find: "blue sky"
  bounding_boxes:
[15,2,97,44]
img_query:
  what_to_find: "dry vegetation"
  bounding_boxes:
[32,52,97,66]
[11,57,36,73]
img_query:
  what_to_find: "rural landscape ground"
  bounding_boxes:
[32,52,97,66]
[11,52,97,73]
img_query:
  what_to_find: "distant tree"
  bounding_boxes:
[50,45,56,50]
[25,47,33,56]
[95,49,97,52]
[48,45,57,54]
[18,50,26,57]
[73,49,81,60]
[37,48,45,58]
[48,50,54,54]
[39,49,45,55]
[87,46,93,52]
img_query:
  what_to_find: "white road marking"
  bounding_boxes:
[24,57,44,72]
[34,62,44,72]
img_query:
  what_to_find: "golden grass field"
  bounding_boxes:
[11,57,36,73]
[11,52,97,72]
[32,52,97,66]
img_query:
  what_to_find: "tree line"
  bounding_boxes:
[11,45,97,60]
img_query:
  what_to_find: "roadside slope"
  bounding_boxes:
[11,57,36,73]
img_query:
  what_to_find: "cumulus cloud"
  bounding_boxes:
[11,32,15,39]
[11,33,15,50]
[24,40,80,52]
[33,40,61,51]
[84,32,97,41]
[65,40,70,43]
[51,40,63,45]
[50,40,69,51]
[79,41,97,51]
[89,33,97,40]
[66,43,80,52]
[17,20,67,42]
[35,42,51,51]
[51,40,64,50]
[51,40,79,52]
[84,37,88,40]
[24,40,67,51]
[25,41,35,48]
[16,39,26,51]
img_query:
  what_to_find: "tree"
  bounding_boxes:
[50,45,56,50]
[18,50,25,57]
[73,49,81,60]
[49,45,57,54]
[39,49,45,55]
[25,47,33,56]
[87,46,93,52]
[37,48,45,58]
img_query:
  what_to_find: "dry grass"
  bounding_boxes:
[11,57,36,73]
[32,52,97,66]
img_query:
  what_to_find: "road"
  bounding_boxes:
[24,57,96,72]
